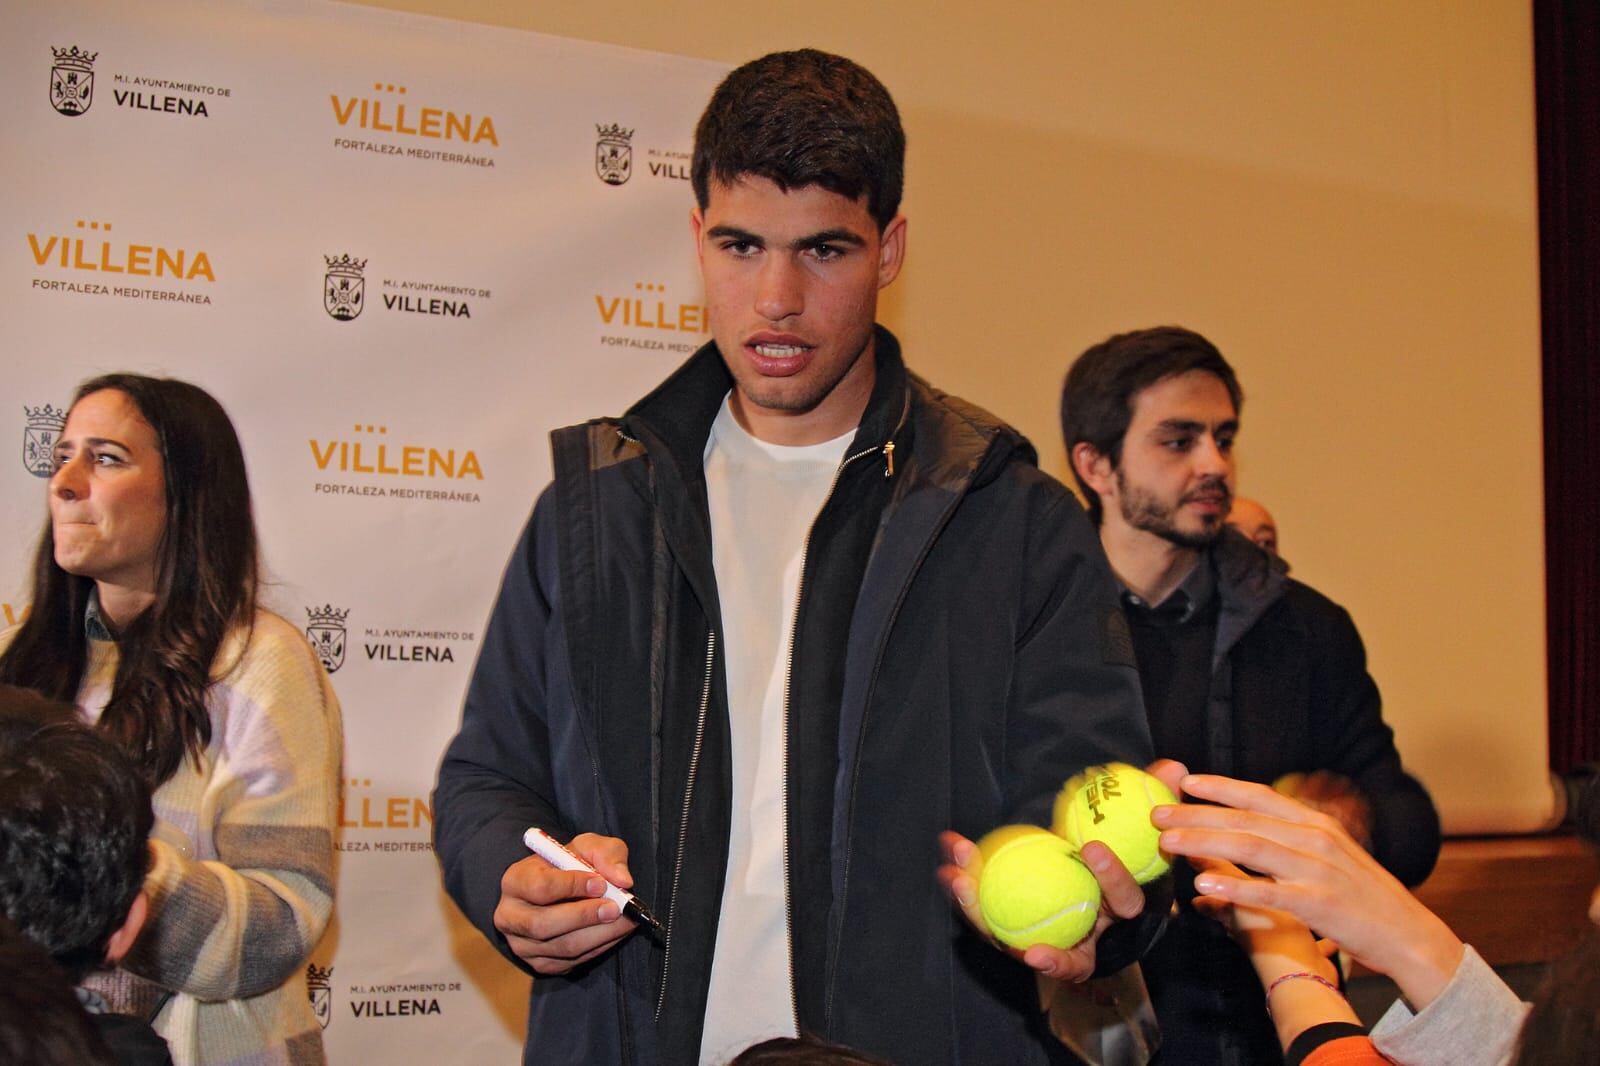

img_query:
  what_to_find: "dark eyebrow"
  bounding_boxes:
[56,436,130,451]
[791,228,867,252]
[706,224,763,246]
[704,225,868,252]
[1153,418,1239,435]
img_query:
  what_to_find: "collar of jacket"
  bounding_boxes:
[1209,525,1290,669]
[607,325,918,637]
[620,323,913,479]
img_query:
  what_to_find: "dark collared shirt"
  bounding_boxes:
[1121,556,1218,775]
[84,589,116,643]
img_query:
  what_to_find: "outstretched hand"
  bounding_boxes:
[1153,773,1463,1011]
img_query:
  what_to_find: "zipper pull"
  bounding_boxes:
[883,440,895,478]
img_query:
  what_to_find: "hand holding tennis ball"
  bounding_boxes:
[975,825,1101,951]
[1053,762,1176,884]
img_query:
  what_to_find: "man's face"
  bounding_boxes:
[1104,370,1238,549]
[691,176,905,444]
[1227,497,1278,554]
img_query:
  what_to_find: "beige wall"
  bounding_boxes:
[353,1,1548,832]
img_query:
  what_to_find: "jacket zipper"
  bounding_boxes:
[655,628,717,1021]
[822,438,978,1029]
[779,442,882,1031]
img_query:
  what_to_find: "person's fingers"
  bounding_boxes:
[1154,799,1362,873]
[1022,925,1100,982]
[1187,867,1314,917]
[939,830,977,870]
[570,832,633,890]
[1185,853,1247,879]
[936,862,987,936]
[495,888,621,940]
[937,830,989,935]
[1080,840,1143,920]
[502,901,635,973]
[1147,758,1189,798]
[501,853,607,908]
[1156,823,1333,887]
[1163,777,1370,876]
[1190,892,1234,928]
[1178,773,1345,828]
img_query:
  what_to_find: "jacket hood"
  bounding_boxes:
[902,369,1035,495]
[1211,525,1289,666]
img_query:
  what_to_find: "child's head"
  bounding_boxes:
[0,684,152,981]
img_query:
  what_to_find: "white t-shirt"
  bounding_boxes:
[697,395,855,1064]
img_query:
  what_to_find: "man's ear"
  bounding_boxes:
[1071,442,1116,500]
[876,214,907,289]
[690,206,706,255]
[104,890,148,966]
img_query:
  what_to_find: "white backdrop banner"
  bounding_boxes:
[1,1,726,1060]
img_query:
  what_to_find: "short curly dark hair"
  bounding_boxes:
[692,49,905,230]
[0,685,152,982]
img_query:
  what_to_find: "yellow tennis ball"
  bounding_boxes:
[975,825,1101,951]
[1273,772,1307,796]
[1052,762,1175,884]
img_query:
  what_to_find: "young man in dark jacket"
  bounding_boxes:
[435,49,1162,1065]
[1062,326,1442,1065]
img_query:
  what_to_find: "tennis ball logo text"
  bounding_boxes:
[331,82,498,146]
[27,220,214,281]
[1083,770,1123,826]
[310,424,483,480]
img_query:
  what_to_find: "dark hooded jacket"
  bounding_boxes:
[434,328,1158,1065]
[1140,529,1441,1066]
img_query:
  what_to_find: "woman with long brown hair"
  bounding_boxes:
[0,373,342,1065]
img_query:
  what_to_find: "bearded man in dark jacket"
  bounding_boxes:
[1063,326,1442,1066]
[435,49,1164,1066]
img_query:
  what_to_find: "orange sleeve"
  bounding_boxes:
[1301,1035,1392,1065]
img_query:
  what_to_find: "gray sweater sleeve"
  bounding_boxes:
[1368,945,1529,1066]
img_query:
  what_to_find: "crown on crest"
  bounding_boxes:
[306,604,349,626]
[596,123,634,145]
[306,963,333,989]
[323,254,367,278]
[24,403,67,431]
[51,46,98,72]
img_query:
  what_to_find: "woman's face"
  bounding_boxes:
[49,389,168,596]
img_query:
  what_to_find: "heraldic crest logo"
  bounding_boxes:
[596,123,634,186]
[324,254,367,321]
[50,46,97,116]
[307,963,334,1030]
[305,604,350,673]
[23,403,67,478]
